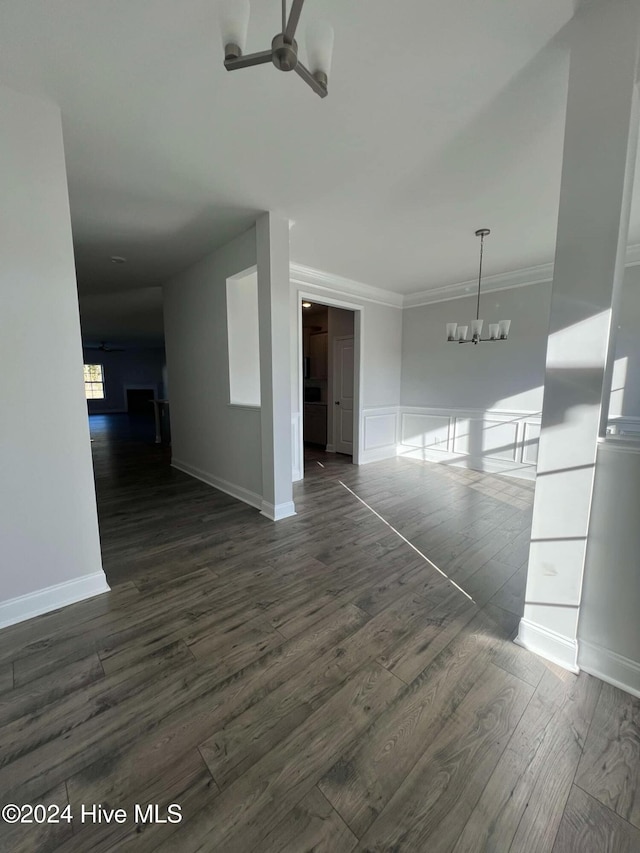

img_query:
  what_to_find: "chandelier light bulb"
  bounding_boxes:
[498,319,511,340]
[220,0,250,56]
[489,323,499,340]
[457,325,469,342]
[446,322,458,342]
[306,20,334,77]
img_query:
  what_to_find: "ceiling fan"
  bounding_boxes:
[221,0,334,98]
[85,341,124,353]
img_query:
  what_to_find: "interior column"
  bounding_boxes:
[517,0,640,670]
[257,212,296,520]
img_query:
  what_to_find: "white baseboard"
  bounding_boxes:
[261,500,297,521]
[359,445,399,465]
[579,640,640,699]
[515,618,579,673]
[0,571,110,630]
[172,459,263,511]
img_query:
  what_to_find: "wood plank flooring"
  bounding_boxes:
[0,413,638,852]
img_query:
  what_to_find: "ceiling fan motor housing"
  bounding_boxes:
[272,33,298,71]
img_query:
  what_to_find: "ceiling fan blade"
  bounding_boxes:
[295,61,327,98]
[225,49,273,71]
[284,0,305,42]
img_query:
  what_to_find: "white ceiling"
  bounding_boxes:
[2,0,636,301]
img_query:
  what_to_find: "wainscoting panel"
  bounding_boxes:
[401,413,451,450]
[453,418,519,462]
[522,421,541,464]
[360,408,399,464]
[397,407,541,480]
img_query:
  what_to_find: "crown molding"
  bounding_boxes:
[290,262,403,309]
[403,262,554,308]
[291,242,640,312]
[403,242,640,308]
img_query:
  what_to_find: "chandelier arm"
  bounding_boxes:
[282,0,286,32]
[224,49,273,70]
[284,0,305,42]
[295,61,328,97]
[456,336,506,344]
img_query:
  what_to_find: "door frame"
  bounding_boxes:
[295,289,363,476]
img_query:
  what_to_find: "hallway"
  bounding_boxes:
[0,418,638,852]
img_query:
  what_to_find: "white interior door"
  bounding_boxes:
[333,336,354,455]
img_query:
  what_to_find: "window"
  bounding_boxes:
[84,364,105,399]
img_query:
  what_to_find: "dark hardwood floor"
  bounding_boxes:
[1,413,639,852]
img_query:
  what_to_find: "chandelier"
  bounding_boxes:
[221,0,334,98]
[447,229,511,344]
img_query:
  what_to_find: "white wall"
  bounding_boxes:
[163,227,263,507]
[362,302,403,409]
[82,346,166,413]
[401,284,552,412]
[0,85,107,625]
[578,442,640,696]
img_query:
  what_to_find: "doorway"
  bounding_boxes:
[333,335,355,455]
[297,296,361,477]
